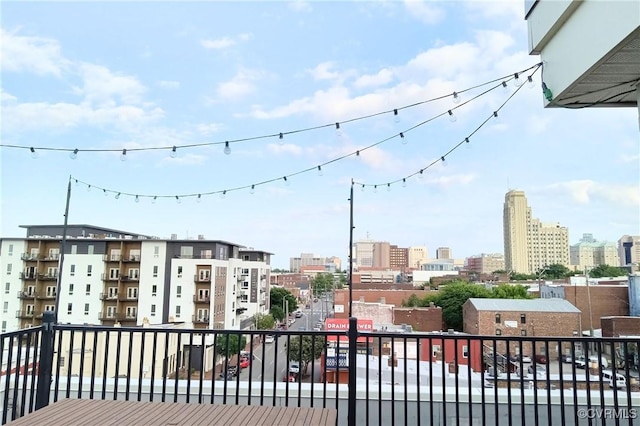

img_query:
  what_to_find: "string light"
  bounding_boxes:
[103,189,108,197]
[441,156,447,167]
[465,137,471,149]
[283,176,289,186]
[87,185,91,192]
[279,133,284,145]
[373,185,377,193]
[501,81,509,93]
[70,149,79,160]
[2,64,543,159]
[317,165,323,176]
[75,179,79,187]
[120,149,127,161]
[250,185,255,194]
[448,110,457,123]
[224,142,231,155]
[513,73,523,87]
[69,64,540,202]
[152,196,157,204]
[393,109,400,124]
[361,184,365,192]
[335,123,342,137]
[402,178,406,187]
[197,194,202,203]
[30,147,37,159]
[176,195,181,204]
[527,75,535,89]
[115,192,121,199]
[135,195,140,203]
[220,190,226,199]
[386,183,391,192]
[170,146,177,158]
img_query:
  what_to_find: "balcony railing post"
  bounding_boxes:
[347,316,357,426]
[35,311,55,410]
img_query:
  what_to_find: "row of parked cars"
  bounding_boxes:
[218,351,252,380]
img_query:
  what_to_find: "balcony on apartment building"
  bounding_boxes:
[102,254,122,262]
[41,254,60,262]
[117,293,139,302]
[193,295,210,303]
[18,272,37,280]
[16,290,36,300]
[119,275,140,282]
[2,319,639,426]
[35,291,57,300]
[121,255,141,263]
[194,273,212,283]
[20,253,40,261]
[14,310,35,319]
[192,315,210,324]
[99,293,118,301]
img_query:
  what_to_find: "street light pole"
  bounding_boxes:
[348,180,354,317]
[54,176,72,323]
[585,267,594,336]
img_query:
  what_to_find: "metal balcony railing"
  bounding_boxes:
[193,295,210,303]
[2,316,640,426]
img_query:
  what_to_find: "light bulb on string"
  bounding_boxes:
[386,183,391,192]
[152,196,157,204]
[402,178,407,188]
[373,185,378,193]
[441,156,447,167]
[30,147,38,159]
[103,189,108,197]
[360,184,365,192]
[393,109,400,124]
[70,149,79,160]
[317,165,323,176]
[86,185,91,192]
[452,92,461,104]
[356,150,360,157]
[250,185,255,194]
[120,149,127,161]
[74,179,79,187]
[278,133,284,145]
[175,196,181,204]
[527,75,535,89]
[220,190,226,199]
[501,81,509,93]
[448,110,457,123]
[493,111,499,118]
[115,192,121,200]
[335,123,342,138]
[418,169,424,180]
[135,195,140,203]
[224,141,231,155]
[465,137,471,149]
[197,194,202,203]
[513,73,523,87]
[283,176,289,186]
[400,132,407,145]
[170,146,177,158]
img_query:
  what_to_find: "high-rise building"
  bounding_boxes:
[570,233,619,271]
[0,224,272,333]
[466,253,505,274]
[503,190,570,274]
[353,240,375,268]
[289,253,341,273]
[618,235,640,269]
[389,245,408,269]
[372,242,390,268]
[436,247,451,260]
[407,246,428,269]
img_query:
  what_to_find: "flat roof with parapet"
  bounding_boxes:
[467,298,581,313]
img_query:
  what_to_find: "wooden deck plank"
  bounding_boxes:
[7,399,337,426]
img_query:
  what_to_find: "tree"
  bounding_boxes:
[312,273,334,296]
[287,335,325,375]
[254,313,276,330]
[336,273,347,289]
[215,334,247,359]
[402,294,422,307]
[511,272,536,281]
[491,284,532,299]
[270,306,285,322]
[589,264,628,278]
[270,287,298,314]
[436,282,492,331]
[539,263,572,279]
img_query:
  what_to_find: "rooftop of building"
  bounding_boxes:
[467,298,581,313]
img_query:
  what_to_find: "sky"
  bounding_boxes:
[1,1,638,269]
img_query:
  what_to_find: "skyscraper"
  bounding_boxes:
[503,190,570,274]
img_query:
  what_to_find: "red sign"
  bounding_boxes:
[325,319,373,342]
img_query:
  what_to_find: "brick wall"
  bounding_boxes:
[601,316,640,337]
[393,306,443,331]
[562,285,629,330]
[333,289,439,311]
[334,301,394,323]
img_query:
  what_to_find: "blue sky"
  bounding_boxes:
[1,1,638,269]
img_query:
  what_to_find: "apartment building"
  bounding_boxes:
[570,233,619,271]
[465,253,505,274]
[407,246,428,269]
[436,247,451,260]
[503,190,570,274]
[618,235,640,269]
[0,225,271,333]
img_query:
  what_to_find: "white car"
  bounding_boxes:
[289,362,300,374]
[265,335,275,343]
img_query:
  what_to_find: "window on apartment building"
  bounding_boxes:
[87,245,94,255]
[71,245,77,255]
[175,305,181,318]
[462,345,469,358]
[67,303,73,315]
[109,268,119,280]
[2,302,8,313]
[86,284,91,295]
[176,286,182,298]
[496,329,502,336]
[69,283,74,295]
[87,265,92,276]
[1,321,6,333]
[201,250,212,259]
[4,282,9,294]
[154,246,159,257]
[153,266,158,277]
[177,266,183,278]
[70,264,75,276]
[520,314,526,324]
[495,313,501,324]
[151,305,156,316]
[180,246,193,259]
[243,255,250,261]
[84,304,89,315]
[521,329,527,336]
[8,244,13,255]
[151,285,157,296]
[6,264,12,275]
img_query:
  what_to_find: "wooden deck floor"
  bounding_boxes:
[7,399,337,426]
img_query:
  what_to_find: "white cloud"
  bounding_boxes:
[0,28,70,76]
[195,123,224,135]
[267,143,303,156]
[200,33,253,50]
[403,0,445,25]
[353,68,394,89]
[307,62,357,83]
[73,63,147,106]
[160,153,208,166]
[215,68,265,101]
[619,153,640,163]
[546,180,640,207]
[425,173,476,187]
[289,1,312,12]
[158,80,180,89]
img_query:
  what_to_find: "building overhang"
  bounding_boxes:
[526,0,639,108]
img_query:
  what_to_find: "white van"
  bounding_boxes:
[601,370,626,389]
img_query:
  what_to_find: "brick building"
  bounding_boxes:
[393,305,443,332]
[462,298,582,359]
[334,300,394,323]
[333,289,438,312]
[601,316,640,337]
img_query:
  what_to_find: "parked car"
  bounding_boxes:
[265,335,275,343]
[239,357,250,369]
[527,364,547,377]
[601,370,626,389]
[289,361,300,374]
[295,311,303,318]
[514,354,532,363]
[575,355,608,369]
[560,354,573,363]
[534,354,548,364]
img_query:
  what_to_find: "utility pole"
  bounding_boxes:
[585,267,594,336]
[348,180,354,317]
[54,176,72,323]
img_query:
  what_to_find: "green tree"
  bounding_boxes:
[336,273,347,289]
[589,264,628,278]
[402,294,422,307]
[436,281,492,331]
[254,313,276,330]
[539,263,572,279]
[270,306,285,322]
[215,334,247,358]
[491,284,532,299]
[511,272,536,281]
[312,273,334,296]
[287,335,325,374]
[270,287,298,317]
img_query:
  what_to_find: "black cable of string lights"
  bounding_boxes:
[353,64,543,190]
[70,65,542,202]
[2,64,542,157]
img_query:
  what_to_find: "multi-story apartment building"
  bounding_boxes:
[407,246,428,269]
[618,235,640,269]
[389,245,408,269]
[435,247,451,260]
[0,225,271,333]
[465,253,505,274]
[503,190,570,274]
[570,233,619,271]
